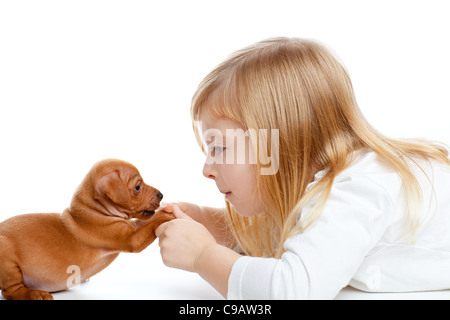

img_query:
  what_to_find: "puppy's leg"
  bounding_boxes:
[0,238,53,300]
[2,279,54,300]
[126,212,174,253]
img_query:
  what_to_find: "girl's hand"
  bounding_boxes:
[159,202,234,248]
[158,202,203,223]
[156,204,242,298]
[155,205,217,272]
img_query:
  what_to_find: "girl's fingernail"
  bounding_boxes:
[159,202,168,209]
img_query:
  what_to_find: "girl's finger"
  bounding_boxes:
[158,202,173,212]
[155,222,169,238]
[173,205,193,220]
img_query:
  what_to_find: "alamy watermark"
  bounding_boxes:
[366,264,381,291]
[196,121,280,176]
[66,265,81,288]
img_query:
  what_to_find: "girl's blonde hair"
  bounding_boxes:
[191,37,449,258]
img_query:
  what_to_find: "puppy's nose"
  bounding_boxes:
[157,192,163,200]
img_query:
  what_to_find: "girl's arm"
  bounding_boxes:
[198,206,236,249]
[195,241,242,298]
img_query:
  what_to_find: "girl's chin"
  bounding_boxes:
[229,202,260,217]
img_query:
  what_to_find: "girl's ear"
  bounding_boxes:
[95,171,131,205]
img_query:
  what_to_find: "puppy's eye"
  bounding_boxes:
[135,185,141,192]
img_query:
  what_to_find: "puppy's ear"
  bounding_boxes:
[95,171,130,205]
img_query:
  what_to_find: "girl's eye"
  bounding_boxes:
[212,146,226,154]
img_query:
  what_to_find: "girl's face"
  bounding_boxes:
[200,118,263,217]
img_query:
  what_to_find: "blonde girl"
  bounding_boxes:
[155,37,450,299]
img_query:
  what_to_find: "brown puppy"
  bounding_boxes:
[0,159,173,300]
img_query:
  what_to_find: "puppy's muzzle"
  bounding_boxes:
[143,192,164,216]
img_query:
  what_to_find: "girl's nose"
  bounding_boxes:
[202,162,217,180]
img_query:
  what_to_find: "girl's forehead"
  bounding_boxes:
[199,117,244,133]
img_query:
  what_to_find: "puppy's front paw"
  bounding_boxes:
[29,290,54,300]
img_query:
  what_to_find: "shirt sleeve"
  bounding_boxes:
[227,174,395,299]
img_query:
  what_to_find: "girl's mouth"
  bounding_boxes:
[219,188,232,198]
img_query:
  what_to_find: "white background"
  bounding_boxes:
[0,0,449,299]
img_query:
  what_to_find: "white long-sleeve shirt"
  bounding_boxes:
[227,150,450,299]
